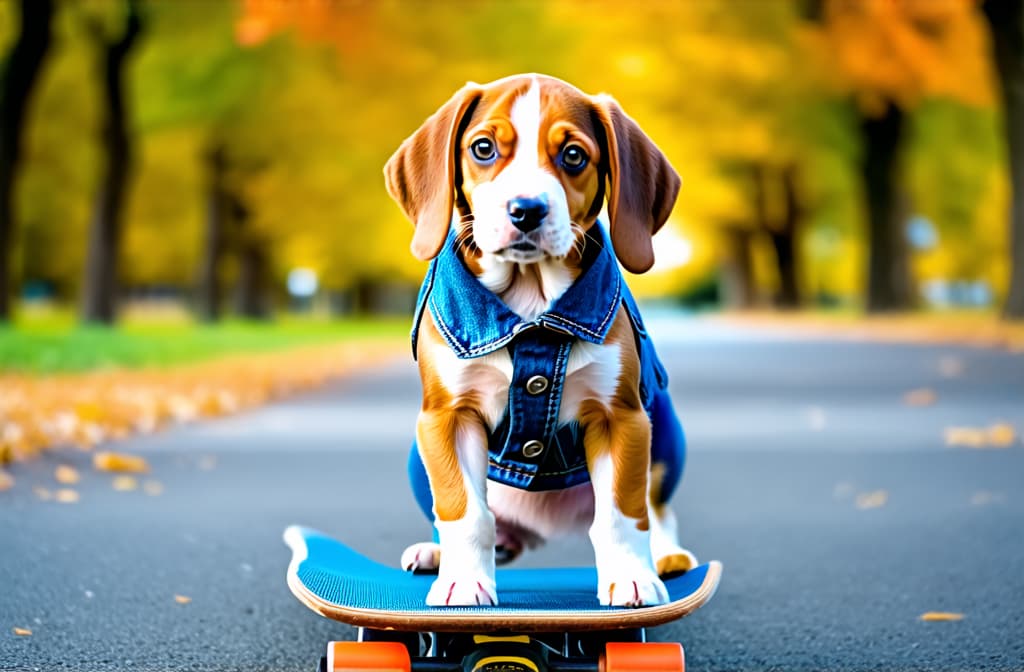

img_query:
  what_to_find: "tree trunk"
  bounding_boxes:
[195,144,228,322]
[861,103,914,313]
[719,226,757,309]
[234,241,270,319]
[80,0,143,324]
[769,235,800,308]
[983,0,1024,319]
[0,0,54,321]
[752,163,802,309]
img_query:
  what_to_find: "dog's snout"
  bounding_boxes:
[507,197,549,233]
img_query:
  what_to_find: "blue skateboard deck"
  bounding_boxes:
[285,526,722,633]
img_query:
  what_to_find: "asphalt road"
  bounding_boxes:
[2,317,1024,671]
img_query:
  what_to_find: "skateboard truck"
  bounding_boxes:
[321,632,686,671]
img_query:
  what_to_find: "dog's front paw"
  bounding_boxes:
[598,568,669,607]
[426,575,497,606]
[400,542,441,573]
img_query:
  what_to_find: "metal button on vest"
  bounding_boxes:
[522,440,545,458]
[525,375,549,395]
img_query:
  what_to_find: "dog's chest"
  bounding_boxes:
[432,337,621,431]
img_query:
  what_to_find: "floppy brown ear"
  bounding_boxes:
[592,96,681,273]
[384,84,483,260]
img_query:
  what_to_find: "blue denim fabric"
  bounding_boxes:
[408,224,686,521]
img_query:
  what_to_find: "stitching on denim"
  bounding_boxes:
[430,297,517,358]
[464,332,516,357]
[428,295,466,355]
[542,341,571,441]
[410,263,437,358]
[489,460,587,478]
[544,277,620,340]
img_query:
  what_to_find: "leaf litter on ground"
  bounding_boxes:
[855,490,889,509]
[54,464,80,484]
[0,341,400,473]
[903,388,937,406]
[945,423,1018,449]
[920,612,964,622]
[94,451,150,474]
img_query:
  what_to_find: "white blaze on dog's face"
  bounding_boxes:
[384,73,681,274]
[457,76,604,264]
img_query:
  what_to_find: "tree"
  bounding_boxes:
[0,0,53,321]
[807,0,995,312]
[983,0,1024,319]
[133,1,346,320]
[195,145,229,322]
[80,0,144,324]
[753,162,804,309]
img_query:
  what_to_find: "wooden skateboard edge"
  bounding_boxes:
[284,525,722,633]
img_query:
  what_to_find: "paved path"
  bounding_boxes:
[2,317,1023,671]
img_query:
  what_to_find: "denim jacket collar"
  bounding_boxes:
[414,224,622,359]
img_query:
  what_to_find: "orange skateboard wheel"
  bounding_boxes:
[326,641,411,672]
[601,641,685,672]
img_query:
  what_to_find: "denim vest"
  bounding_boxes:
[411,225,672,492]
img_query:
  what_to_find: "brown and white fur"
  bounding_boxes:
[384,74,695,608]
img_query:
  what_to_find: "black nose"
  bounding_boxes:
[507,197,549,233]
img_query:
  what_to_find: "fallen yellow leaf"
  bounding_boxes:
[0,470,13,491]
[970,491,1004,506]
[944,427,989,448]
[54,488,79,503]
[74,401,104,423]
[856,490,888,509]
[920,612,964,622]
[12,627,32,636]
[174,595,192,604]
[903,388,936,407]
[33,486,51,501]
[93,451,150,474]
[938,356,964,378]
[112,476,138,491]
[55,464,80,484]
[987,423,1017,447]
[143,480,164,496]
[905,389,937,403]
[946,423,1017,449]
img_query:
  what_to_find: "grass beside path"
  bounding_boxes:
[0,313,409,374]
[0,312,409,476]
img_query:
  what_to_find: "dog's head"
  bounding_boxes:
[384,74,680,274]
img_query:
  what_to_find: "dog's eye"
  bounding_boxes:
[470,138,497,164]
[560,145,588,174]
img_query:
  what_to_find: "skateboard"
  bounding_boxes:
[285,526,721,671]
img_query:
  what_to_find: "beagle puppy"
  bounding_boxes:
[384,74,695,608]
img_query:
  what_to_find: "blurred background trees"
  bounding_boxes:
[0,0,1019,324]
[0,0,53,322]
[982,0,1024,318]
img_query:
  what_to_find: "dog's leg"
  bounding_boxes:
[649,503,698,576]
[583,404,668,607]
[416,411,497,606]
[646,461,697,576]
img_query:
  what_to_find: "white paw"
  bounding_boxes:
[400,542,441,573]
[598,568,669,607]
[426,575,497,606]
